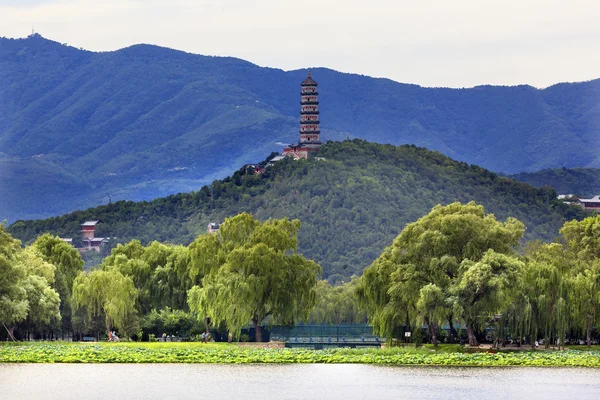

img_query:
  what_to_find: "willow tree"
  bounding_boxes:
[562,215,600,347]
[450,251,523,346]
[522,242,574,349]
[33,234,84,335]
[103,240,191,312]
[308,277,367,325]
[357,202,524,345]
[16,247,61,337]
[72,268,138,337]
[0,225,28,338]
[187,213,321,342]
[571,262,600,347]
[415,284,449,346]
[0,226,60,340]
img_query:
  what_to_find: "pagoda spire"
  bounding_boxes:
[282,71,322,159]
[300,71,320,143]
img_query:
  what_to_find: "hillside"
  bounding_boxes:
[511,168,600,198]
[8,140,590,283]
[1,35,600,222]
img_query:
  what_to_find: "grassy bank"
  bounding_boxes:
[1,342,600,366]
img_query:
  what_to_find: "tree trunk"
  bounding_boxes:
[587,314,592,347]
[428,321,438,347]
[4,324,17,341]
[466,322,478,346]
[253,317,263,343]
[448,316,458,344]
[106,315,112,340]
[227,332,232,343]
[205,317,211,335]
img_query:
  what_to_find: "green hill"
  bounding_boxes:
[8,140,589,283]
[2,34,600,222]
[511,168,600,198]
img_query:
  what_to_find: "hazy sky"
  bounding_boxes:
[1,0,599,88]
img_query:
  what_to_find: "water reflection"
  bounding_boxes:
[1,363,599,400]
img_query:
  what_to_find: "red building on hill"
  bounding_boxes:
[283,71,322,159]
[80,221,109,252]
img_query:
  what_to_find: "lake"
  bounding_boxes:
[1,364,599,399]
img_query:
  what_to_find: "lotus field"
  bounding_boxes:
[1,342,600,366]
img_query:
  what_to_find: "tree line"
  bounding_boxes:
[3,202,600,346]
[1,214,335,341]
[358,202,600,348]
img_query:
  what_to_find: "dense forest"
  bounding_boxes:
[8,140,591,283]
[2,34,600,221]
[512,168,600,198]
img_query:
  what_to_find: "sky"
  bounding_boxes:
[1,0,599,88]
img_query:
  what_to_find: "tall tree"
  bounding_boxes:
[16,248,61,337]
[571,262,600,347]
[450,251,524,346]
[358,202,524,345]
[522,242,574,349]
[72,268,138,338]
[188,213,321,341]
[33,234,84,335]
[0,224,28,338]
[562,215,600,346]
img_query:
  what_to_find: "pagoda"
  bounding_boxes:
[283,71,322,159]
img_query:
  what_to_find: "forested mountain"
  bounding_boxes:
[511,168,600,197]
[1,34,600,222]
[8,140,590,283]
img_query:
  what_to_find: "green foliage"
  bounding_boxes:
[307,277,367,324]
[72,268,138,337]
[32,234,84,333]
[14,248,61,331]
[0,225,61,339]
[450,250,524,345]
[141,308,204,338]
[560,214,600,346]
[2,35,600,222]
[0,224,28,328]
[187,213,321,340]
[3,342,600,366]
[8,140,591,282]
[103,240,192,313]
[358,202,525,345]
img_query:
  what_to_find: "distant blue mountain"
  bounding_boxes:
[1,34,599,221]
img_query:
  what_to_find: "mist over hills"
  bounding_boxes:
[8,140,590,282]
[1,34,600,222]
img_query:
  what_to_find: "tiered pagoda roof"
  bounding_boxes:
[301,71,318,86]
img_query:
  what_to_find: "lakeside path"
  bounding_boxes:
[2,342,600,366]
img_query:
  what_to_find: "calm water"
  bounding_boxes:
[1,364,600,399]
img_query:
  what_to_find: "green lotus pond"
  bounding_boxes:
[1,342,600,366]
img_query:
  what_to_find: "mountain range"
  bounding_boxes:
[1,34,600,222]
